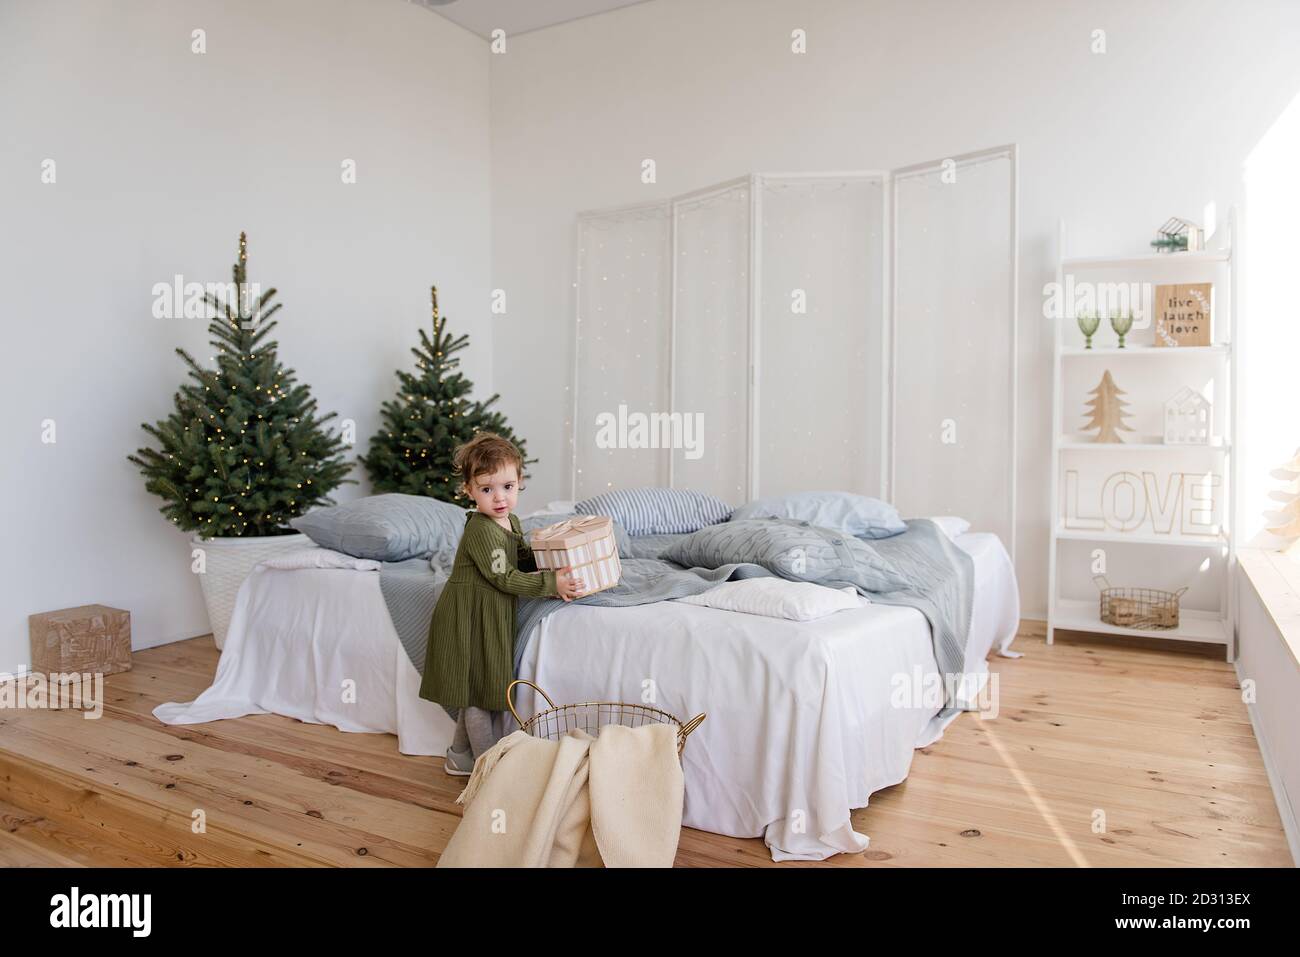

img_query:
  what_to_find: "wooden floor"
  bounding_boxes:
[0,628,1291,867]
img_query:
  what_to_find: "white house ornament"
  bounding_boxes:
[1164,386,1211,445]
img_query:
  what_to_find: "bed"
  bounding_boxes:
[154,519,1018,862]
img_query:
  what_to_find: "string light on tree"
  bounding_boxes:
[128,231,354,537]
[359,284,532,504]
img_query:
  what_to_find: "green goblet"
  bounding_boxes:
[1077,312,1100,350]
[1110,311,1134,349]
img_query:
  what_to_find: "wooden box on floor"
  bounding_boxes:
[29,604,132,679]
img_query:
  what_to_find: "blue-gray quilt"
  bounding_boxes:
[378,518,974,709]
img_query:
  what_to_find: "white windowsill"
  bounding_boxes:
[1238,548,1300,671]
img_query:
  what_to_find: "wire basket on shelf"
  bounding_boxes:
[506,679,705,758]
[1094,575,1186,630]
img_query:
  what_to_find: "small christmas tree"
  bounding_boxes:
[359,286,533,504]
[128,232,354,537]
[1265,450,1300,552]
[1082,370,1135,443]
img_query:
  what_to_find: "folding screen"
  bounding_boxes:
[571,147,1017,555]
[891,147,1017,555]
[758,175,886,498]
[572,204,671,500]
[670,180,752,502]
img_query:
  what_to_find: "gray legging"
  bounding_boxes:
[443,705,508,759]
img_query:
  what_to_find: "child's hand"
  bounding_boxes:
[556,566,585,601]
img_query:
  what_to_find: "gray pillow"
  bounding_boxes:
[290,493,469,565]
[623,531,690,560]
[728,491,906,540]
[522,512,633,558]
[662,517,908,593]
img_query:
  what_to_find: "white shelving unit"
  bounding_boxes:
[1047,211,1237,659]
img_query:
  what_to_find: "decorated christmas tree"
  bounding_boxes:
[1265,449,1300,552]
[359,286,533,504]
[1082,370,1135,443]
[128,232,354,537]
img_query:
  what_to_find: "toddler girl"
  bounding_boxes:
[419,432,583,775]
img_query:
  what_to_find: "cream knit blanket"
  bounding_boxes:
[436,722,684,868]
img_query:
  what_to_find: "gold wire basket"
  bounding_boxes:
[1094,575,1187,630]
[506,679,706,757]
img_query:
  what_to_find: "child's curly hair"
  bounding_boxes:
[452,432,527,496]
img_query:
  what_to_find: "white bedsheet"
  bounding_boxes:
[153,531,1018,862]
[153,563,456,755]
[515,531,1019,861]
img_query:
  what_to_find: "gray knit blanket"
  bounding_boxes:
[379,519,973,709]
[513,558,778,672]
[377,554,773,680]
[863,519,975,710]
[377,557,448,678]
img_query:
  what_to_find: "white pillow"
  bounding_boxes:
[675,578,867,621]
[258,547,382,572]
[729,490,906,540]
[930,516,971,541]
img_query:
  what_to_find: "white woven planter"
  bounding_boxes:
[192,532,308,650]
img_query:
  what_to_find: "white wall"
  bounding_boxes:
[0,0,490,670]
[5,0,1299,666]
[488,0,1300,616]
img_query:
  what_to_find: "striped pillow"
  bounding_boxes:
[574,487,733,536]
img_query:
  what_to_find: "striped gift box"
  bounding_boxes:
[527,515,621,597]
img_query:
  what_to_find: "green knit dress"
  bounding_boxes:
[419,510,559,711]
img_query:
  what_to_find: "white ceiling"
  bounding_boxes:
[410,0,653,39]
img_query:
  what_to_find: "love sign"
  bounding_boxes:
[1063,469,1221,537]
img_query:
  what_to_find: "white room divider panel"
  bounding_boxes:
[572,204,672,500]
[758,174,886,498]
[671,180,752,502]
[890,146,1018,556]
[572,150,1017,559]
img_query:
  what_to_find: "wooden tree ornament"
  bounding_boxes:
[1265,449,1300,552]
[1082,370,1134,443]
